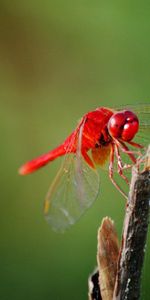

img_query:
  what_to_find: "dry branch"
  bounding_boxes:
[113,147,150,300]
[88,146,150,300]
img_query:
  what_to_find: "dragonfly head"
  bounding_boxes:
[108,110,139,142]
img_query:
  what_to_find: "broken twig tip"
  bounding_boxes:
[97,217,119,300]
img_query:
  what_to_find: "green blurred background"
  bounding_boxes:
[0,1,150,299]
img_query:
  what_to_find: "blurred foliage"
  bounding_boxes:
[0,1,150,299]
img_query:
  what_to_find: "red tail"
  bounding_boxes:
[19,144,67,175]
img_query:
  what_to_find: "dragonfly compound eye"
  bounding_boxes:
[108,110,139,141]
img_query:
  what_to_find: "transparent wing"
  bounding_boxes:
[44,121,100,232]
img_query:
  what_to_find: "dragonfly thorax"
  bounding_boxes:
[98,127,112,147]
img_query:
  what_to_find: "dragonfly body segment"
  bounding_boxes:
[19,108,114,174]
[19,105,150,230]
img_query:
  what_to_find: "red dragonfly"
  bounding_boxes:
[19,105,150,231]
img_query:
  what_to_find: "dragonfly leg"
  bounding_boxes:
[120,140,142,157]
[82,151,95,169]
[113,139,137,163]
[109,144,128,200]
[127,140,144,149]
[115,144,130,185]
